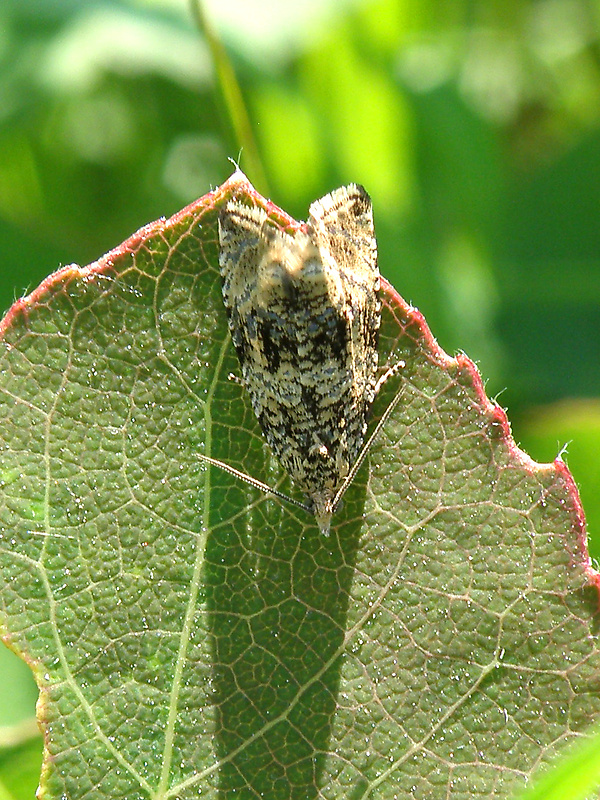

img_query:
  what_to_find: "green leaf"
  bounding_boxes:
[0,172,598,799]
[514,400,600,562]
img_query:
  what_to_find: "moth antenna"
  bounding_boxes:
[197,453,312,513]
[331,363,406,513]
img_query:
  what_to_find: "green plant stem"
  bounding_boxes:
[191,0,270,194]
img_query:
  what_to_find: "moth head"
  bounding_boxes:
[310,490,336,535]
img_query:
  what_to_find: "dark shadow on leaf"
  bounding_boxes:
[203,389,367,797]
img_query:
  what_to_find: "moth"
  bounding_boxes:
[203,182,400,533]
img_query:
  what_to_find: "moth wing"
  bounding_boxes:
[308,185,381,414]
[218,201,270,302]
[307,184,377,282]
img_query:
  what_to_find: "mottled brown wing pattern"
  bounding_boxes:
[218,184,380,533]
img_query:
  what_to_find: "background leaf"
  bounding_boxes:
[0,174,598,799]
[514,719,600,800]
[0,720,42,800]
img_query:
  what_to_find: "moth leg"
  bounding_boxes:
[373,359,405,398]
[227,372,245,386]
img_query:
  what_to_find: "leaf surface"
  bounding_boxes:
[0,173,598,799]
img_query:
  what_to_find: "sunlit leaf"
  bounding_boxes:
[0,173,598,799]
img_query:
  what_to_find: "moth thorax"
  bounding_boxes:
[256,236,339,304]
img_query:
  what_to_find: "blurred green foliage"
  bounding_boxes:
[0,728,42,800]
[514,717,600,800]
[2,0,600,777]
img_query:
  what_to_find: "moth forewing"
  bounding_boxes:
[216,182,381,533]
